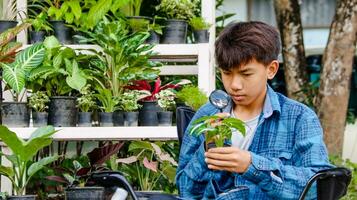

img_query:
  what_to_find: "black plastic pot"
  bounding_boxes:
[158,111,173,126]
[0,20,17,34]
[100,112,113,127]
[78,112,92,127]
[161,19,188,44]
[48,96,77,127]
[29,31,46,44]
[146,30,160,44]
[65,187,104,200]
[138,101,161,126]
[124,111,139,126]
[32,111,48,127]
[49,20,72,44]
[7,195,36,200]
[113,111,124,126]
[193,30,209,43]
[1,102,29,127]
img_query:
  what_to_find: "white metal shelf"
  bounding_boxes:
[9,126,178,141]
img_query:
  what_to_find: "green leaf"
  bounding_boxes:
[191,115,220,125]
[66,60,86,91]
[222,118,246,136]
[0,125,26,158]
[128,141,154,152]
[1,62,25,93]
[23,138,53,162]
[68,0,81,20]
[87,0,112,30]
[0,166,14,181]
[27,126,56,142]
[27,155,58,178]
[16,43,45,72]
[44,36,61,49]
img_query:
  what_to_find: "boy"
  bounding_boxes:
[176,21,332,199]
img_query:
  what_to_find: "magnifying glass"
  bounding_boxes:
[209,89,230,112]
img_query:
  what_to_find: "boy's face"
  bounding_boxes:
[220,59,279,107]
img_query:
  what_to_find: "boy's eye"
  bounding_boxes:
[242,73,252,76]
[222,71,231,75]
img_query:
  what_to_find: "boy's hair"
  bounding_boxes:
[215,21,281,70]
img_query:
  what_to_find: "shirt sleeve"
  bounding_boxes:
[241,110,333,199]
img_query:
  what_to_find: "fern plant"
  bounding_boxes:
[0,43,45,101]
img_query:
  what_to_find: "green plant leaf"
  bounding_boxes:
[222,118,246,136]
[66,60,86,91]
[128,141,154,152]
[27,126,56,142]
[191,115,220,125]
[87,0,112,30]
[43,36,61,49]
[1,62,25,93]
[0,125,26,157]
[68,0,81,20]
[27,155,59,178]
[0,166,14,181]
[16,43,45,72]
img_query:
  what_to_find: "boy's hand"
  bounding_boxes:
[204,147,252,173]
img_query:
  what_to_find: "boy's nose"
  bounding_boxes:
[230,75,243,91]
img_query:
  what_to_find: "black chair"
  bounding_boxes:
[89,171,179,200]
[175,106,352,200]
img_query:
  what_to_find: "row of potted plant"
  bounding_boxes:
[1,19,193,127]
[0,0,211,44]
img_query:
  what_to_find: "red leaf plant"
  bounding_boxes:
[125,77,191,101]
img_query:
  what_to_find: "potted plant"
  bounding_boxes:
[77,85,96,127]
[28,91,50,127]
[176,85,208,111]
[117,141,177,192]
[0,43,45,127]
[156,0,197,43]
[0,0,17,34]
[77,18,161,126]
[26,12,52,43]
[146,16,164,44]
[0,125,59,199]
[28,36,88,127]
[189,114,246,149]
[119,90,150,127]
[46,142,124,199]
[94,88,120,127]
[155,89,176,126]
[127,78,190,126]
[189,16,211,43]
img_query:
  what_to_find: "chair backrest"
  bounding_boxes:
[176,106,196,148]
[299,167,352,200]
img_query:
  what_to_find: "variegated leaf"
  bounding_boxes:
[16,43,45,71]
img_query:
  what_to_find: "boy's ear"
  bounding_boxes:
[267,60,279,80]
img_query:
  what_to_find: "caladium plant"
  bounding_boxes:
[189,114,246,148]
[126,77,191,101]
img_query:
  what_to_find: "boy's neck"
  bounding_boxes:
[233,87,267,121]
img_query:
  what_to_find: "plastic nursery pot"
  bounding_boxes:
[146,30,160,44]
[29,31,46,44]
[161,19,188,44]
[124,111,139,126]
[138,101,161,126]
[65,187,104,200]
[32,111,48,127]
[78,112,92,127]
[49,20,73,44]
[100,112,114,127]
[193,30,209,43]
[6,195,37,200]
[113,111,124,126]
[1,102,30,127]
[158,111,173,126]
[48,96,78,127]
[0,20,17,33]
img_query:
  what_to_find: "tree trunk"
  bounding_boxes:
[316,0,357,155]
[273,0,308,102]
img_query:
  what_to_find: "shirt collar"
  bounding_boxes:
[222,85,281,118]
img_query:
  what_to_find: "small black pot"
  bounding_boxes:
[32,111,48,127]
[48,96,77,127]
[158,111,173,126]
[1,102,30,127]
[65,187,104,200]
[49,20,72,44]
[100,112,113,127]
[138,101,161,126]
[78,112,92,127]
[29,31,46,44]
[146,30,160,44]
[0,20,17,33]
[124,111,139,126]
[7,195,36,200]
[205,141,231,151]
[193,30,209,43]
[161,19,188,44]
[113,111,124,126]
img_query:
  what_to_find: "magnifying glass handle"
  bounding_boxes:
[220,108,223,113]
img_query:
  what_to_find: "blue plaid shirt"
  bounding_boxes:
[176,85,332,199]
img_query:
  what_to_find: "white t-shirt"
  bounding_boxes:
[230,110,260,150]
